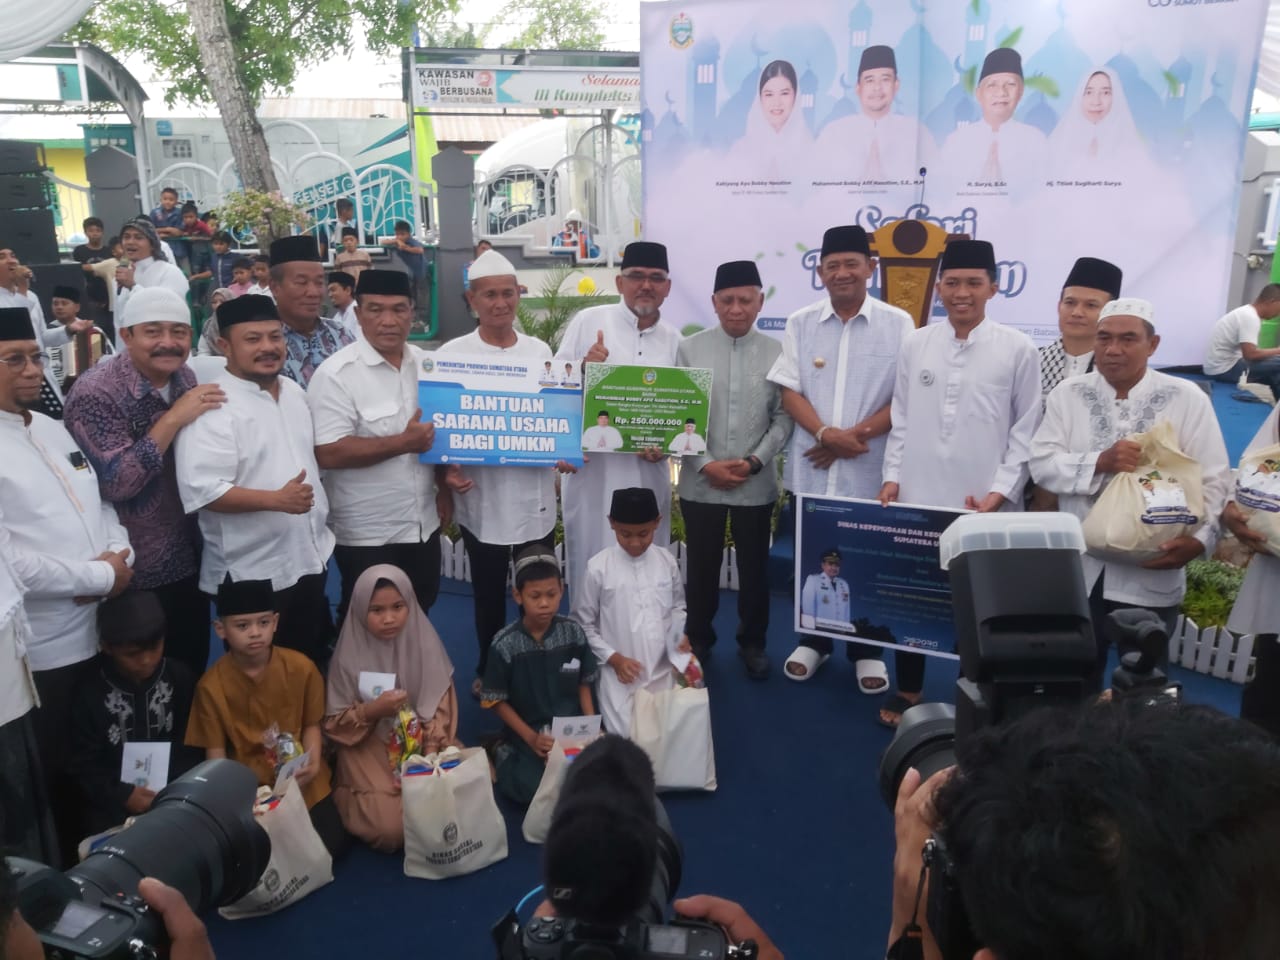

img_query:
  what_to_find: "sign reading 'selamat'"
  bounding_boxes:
[411,65,639,110]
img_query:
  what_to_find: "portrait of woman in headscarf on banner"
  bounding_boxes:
[1051,67,1148,176]
[743,58,812,179]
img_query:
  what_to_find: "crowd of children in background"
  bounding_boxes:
[69,485,694,861]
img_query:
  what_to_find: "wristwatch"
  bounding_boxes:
[747,455,764,475]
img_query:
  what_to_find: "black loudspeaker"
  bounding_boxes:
[0,209,59,265]
[0,175,51,210]
[0,141,44,176]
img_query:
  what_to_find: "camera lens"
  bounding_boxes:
[879,702,957,808]
[642,799,683,926]
[69,759,270,913]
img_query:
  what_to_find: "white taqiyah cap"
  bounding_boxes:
[1098,297,1154,325]
[565,208,583,224]
[119,286,191,329]
[469,249,517,281]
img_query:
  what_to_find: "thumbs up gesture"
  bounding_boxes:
[401,407,436,455]
[275,469,315,514]
[585,329,609,364]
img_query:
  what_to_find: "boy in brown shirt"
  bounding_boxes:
[186,575,349,857]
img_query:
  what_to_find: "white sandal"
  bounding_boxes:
[855,658,889,694]
[783,645,829,682]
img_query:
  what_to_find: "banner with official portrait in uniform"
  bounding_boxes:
[640,0,1268,365]
[795,495,966,659]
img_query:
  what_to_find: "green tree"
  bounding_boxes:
[419,19,492,48]
[67,0,455,197]
[500,0,608,50]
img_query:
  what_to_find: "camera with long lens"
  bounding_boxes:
[7,758,270,959]
[878,514,1185,960]
[493,737,758,960]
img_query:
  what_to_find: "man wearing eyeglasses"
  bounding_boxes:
[308,270,446,621]
[0,306,134,863]
[553,241,682,606]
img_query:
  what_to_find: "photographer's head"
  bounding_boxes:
[543,735,659,926]
[931,702,1280,960]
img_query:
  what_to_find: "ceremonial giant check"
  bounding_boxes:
[582,363,712,455]
[417,352,584,467]
[795,495,966,659]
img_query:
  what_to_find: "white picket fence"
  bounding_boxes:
[1168,615,1256,684]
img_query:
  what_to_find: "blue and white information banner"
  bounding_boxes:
[417,351,584,467]
[795,495,966,659]
[641,0,1268,364]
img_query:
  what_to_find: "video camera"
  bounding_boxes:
[7,759,269,959]
[492,736,759,960]
[877,514,1184,960]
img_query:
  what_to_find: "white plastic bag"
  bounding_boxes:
[521,741,573,844]
[1083,420,1205,562]
[402,746,508,879]
[631,686,717,792]
[218,782,332,919]
[1235,442,1280,556]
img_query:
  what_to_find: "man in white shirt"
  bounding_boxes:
[308,270,443,621]
[327,270,360,339]
[1031,298,1230,691]
[879,239,1041,726]
[768,225,915,694]
[0,502,56,864]
[0,306,133,862]
[1202,285,1280,398]
[554,241,682,605]
[113,217,190,348]
[941,48,1048,195]
[175,294,336,666]
[1039,257,1123,398]
[437,250,559,693]
[816,45,937,180]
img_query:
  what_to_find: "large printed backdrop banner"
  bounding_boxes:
[640,0,1268,365]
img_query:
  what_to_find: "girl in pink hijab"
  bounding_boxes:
[324,564,459,851]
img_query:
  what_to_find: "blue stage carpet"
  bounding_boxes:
[204,581,1242,960]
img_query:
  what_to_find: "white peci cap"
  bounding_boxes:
[119,286,191,329]
[468,249,518,281]
[1098,297,1154,326]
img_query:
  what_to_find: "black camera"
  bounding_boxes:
[7,758,269,959]
[494,736,759,960]
[879,518,1185,960]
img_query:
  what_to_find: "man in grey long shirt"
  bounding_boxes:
[676,260,793,679]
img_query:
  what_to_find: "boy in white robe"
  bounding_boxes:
[575,487,689,738]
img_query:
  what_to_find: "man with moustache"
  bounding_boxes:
[768,225,914,696]
[64,288,226,675]
[942,48,1048,192]
[879,239,1041,727]
[554,241,682,605]
[436,250,559,692]
[308,270,445,620]
[175,295,336,666]
[1031,299,1229,691]
[267,235,353,388]
[677,260,793,679]
[0,307,133,860]
[113,217,189,345]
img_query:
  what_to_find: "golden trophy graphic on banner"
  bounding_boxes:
[871,220,968,328]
